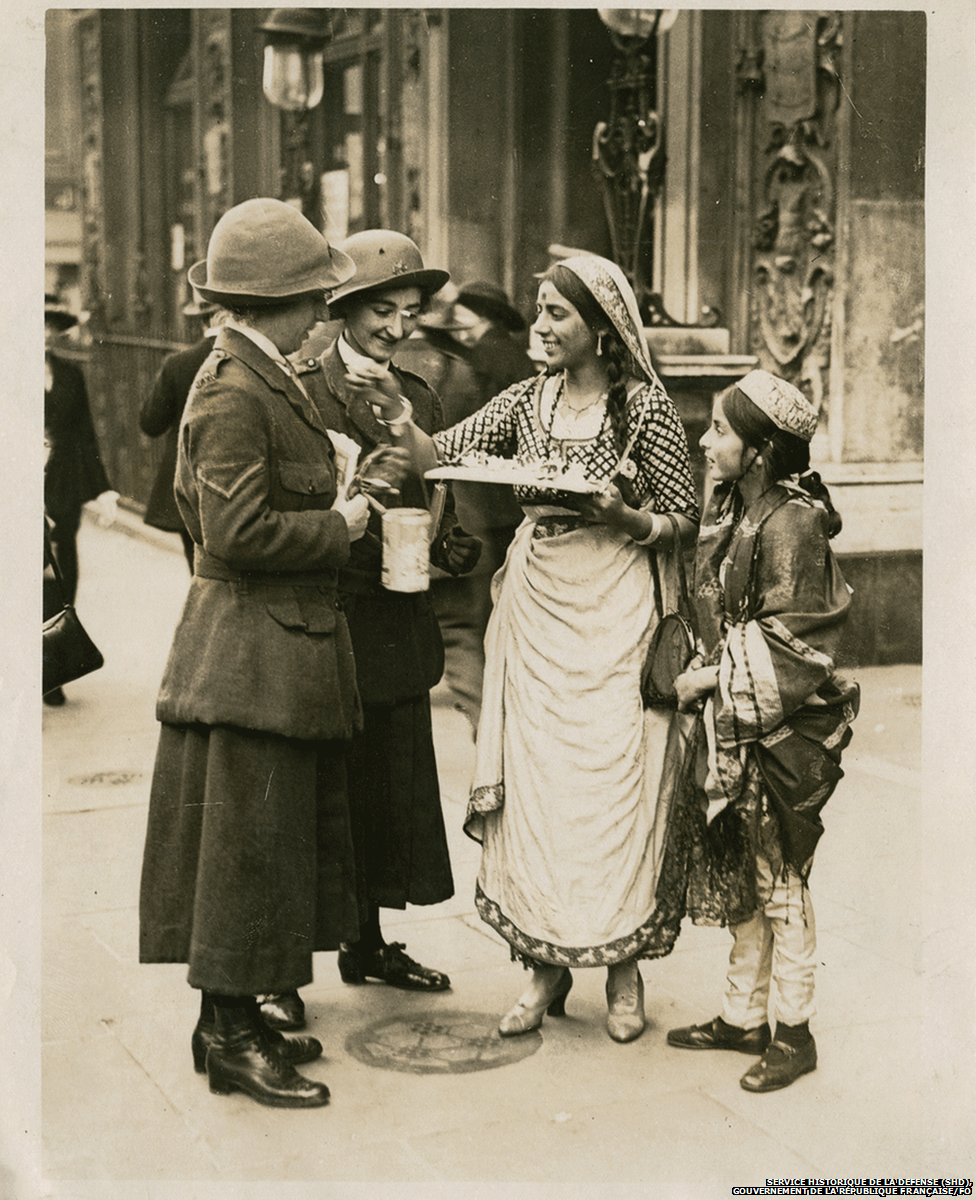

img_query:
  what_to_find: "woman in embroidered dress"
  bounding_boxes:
[666,370,859,1092]
[420,254,699,1041]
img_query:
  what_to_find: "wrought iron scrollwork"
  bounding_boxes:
[592,15,682,326]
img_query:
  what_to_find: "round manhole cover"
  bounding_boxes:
[67,770,144,787]
[346,1010,542,1074]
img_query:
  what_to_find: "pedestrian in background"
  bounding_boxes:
[43,295,118,706]
[427,282,536,735]
[140,293,225,570]
[258,231,481,1034]
[667,370,859,1092]
[424,254,699,1043]
[138,197,368,1110]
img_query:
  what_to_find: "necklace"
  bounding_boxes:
[543,374,607,451]
[557,370,608,415]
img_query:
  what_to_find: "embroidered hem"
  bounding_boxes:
[474,882,681,968]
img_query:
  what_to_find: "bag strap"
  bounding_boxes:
[648,514,699,638]
[44,534,69,609]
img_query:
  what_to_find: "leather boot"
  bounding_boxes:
[192,991,322,1073]
[206,996,330,1108]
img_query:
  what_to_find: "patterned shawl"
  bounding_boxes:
[692,482,859,884]
[557,254,660,386]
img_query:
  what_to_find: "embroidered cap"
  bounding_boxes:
[736,370,819,441]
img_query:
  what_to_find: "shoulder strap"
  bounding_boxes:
[648,514,698,637]
[44,536,69,608]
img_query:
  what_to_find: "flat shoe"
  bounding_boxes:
[338,942,450,992]
[740,1037,817,1092]
[258,990,306,1031]
[667,1016,771,1054]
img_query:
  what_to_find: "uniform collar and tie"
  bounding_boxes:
[223,318,311,399]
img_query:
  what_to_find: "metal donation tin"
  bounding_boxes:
[381,508,431,592]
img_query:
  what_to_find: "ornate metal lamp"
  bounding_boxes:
[259,8,332,221]
[592,8,679,324]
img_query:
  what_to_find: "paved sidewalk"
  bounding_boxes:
[30,512,975,1195]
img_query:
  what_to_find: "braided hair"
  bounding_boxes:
[722,385,842,537]
[543,264,640,506]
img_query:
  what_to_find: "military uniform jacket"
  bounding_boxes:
[297,344,459,705]
[155,326,361,741]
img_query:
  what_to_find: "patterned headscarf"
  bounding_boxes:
[556,254,659,386]
[736,369,819,441]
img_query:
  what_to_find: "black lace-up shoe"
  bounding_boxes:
[337,942,450,991]
[257,990,306,1031]
[206,1035,330,1108]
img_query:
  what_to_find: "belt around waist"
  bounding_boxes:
[193,547,338,588]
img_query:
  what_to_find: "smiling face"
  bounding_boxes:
[531,280,599,372]
[342,286,424,364]
[700,393,751,484]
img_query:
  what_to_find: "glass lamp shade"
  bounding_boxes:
[262,42,324,111]
[597,9,679,41]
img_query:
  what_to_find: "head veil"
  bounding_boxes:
[555,254,661,388]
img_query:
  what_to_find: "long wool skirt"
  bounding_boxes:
[345,695,454,913]
[139,722,359,995]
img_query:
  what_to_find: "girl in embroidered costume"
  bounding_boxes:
[425,254,700,1042]
[666,369,859,1092]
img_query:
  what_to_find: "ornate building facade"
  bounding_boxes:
[46,7,924,664]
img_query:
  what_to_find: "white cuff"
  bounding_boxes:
[382,396,414,427]
[632,512,662,545]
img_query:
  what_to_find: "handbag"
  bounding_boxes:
[43,539,104,695]
[640,514,698,709]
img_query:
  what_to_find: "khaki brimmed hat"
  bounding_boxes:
[737,369,819,441]
[188,198,355,306]
[327,230,449,307]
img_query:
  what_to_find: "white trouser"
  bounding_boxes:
[721,851,817,1031]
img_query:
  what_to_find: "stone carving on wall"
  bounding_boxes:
[742,12,841,422]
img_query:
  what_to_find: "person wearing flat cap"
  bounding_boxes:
[138,197,370,1109]
[667,369,860,1094]
[43,295,119,705]
[139,293,226,570]
[257,231,481,1028]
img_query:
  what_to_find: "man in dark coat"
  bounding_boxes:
[43,296,118,705]
[140,296,223,569]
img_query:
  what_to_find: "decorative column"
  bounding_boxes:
[740,11,842,447]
